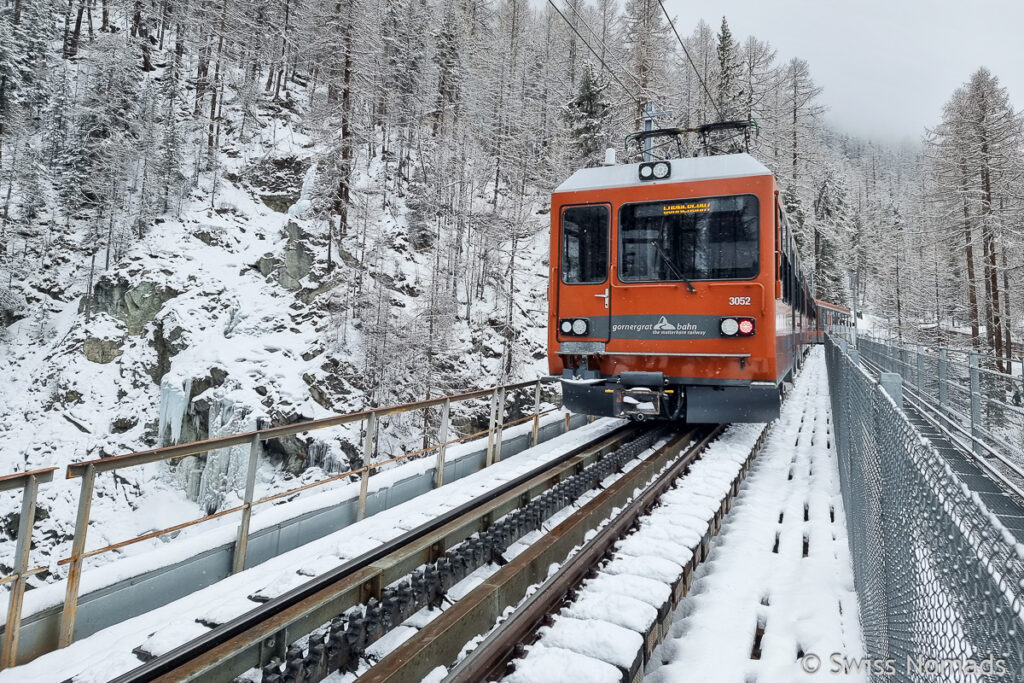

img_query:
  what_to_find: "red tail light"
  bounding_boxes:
[720,317,756,337]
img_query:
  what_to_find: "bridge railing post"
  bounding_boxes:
[485,390,498,467]
[357,411,377,521]
[492,386,507,464]
[916,344,925,394]
[1,472,47,669]
[232,434,262,574]
[530,381,542,447]
[59,464,96,648]
[880,372,903,410]
[434,398,451,489]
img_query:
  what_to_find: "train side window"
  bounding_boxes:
[781,254,791,303]
[561,205,609,284]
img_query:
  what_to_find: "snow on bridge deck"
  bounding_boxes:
[647,348,865,682]
[505,349,864,683]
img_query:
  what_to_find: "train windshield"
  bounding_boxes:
[561,205,609,284]
[618,195,759,282]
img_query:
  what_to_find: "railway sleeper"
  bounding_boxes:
[253,428,666,683]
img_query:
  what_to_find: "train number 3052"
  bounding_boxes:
[728,296,752,306]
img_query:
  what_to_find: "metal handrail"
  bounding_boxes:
[0,377,562,661]
[64,380,542,478]
[52,408,562,567]
[858,353,1024,499]
[857,335,1024,464]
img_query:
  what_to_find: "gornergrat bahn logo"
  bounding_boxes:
[612,316,707,337]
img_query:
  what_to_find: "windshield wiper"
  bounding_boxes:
[650,241,697,293]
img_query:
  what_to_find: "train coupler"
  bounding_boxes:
[621,388,661,418]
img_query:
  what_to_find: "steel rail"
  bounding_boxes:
[443,425,725,683]
[109,423,640,683]
[361,425,724,683]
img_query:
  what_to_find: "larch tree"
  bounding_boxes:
[622,0,671,131]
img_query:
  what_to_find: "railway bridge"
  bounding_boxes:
[0,337,1023,682]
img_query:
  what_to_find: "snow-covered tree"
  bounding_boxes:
[565,62,611,167]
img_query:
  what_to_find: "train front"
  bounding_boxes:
[547,153,783,423]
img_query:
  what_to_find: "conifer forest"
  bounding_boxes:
[0,0,1022,581]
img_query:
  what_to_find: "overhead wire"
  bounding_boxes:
[559,0,646,93]
[545,0,639,101]
[654,0,726,123]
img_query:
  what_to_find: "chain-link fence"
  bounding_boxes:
[825,336,1024,682]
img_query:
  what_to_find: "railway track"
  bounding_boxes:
[107,419,767,683]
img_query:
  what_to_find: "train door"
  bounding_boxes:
[556,204,612,343]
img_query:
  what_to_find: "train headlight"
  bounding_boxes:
[638,161,670,181]
[720,318,739,336]
[560,320,573,334]
[738,319,755,335]
[571,319,588,335]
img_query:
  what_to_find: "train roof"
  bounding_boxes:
[554,153,772,194]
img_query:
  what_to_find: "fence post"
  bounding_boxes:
[434,399,451,489]
[969,351,982,455]
[492,386,507,464]
[59,464,96,648]
[2,475,40,668]
[916,344,924,394]
[357,411,377,521]
[938,349,948,414]
[232,434,262,575]
[531,381,542,447]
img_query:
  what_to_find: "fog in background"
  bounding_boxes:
[666,0,1024,143]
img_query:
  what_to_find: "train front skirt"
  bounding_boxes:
[560,374,780,423]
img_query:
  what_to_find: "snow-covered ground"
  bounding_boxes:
[647,348,865,682]
[0,418,623,683]
[0,104,556,599]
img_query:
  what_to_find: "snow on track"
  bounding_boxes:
[647,348,865,683]
[504,421,767,680]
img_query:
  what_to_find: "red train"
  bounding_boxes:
[814,299,853,344]
[547,153,845,422]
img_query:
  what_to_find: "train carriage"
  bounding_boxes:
[815,299,853,343]
[547,153,818,423]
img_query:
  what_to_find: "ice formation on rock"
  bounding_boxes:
[158,375,193,446]
[197,389,256,513]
